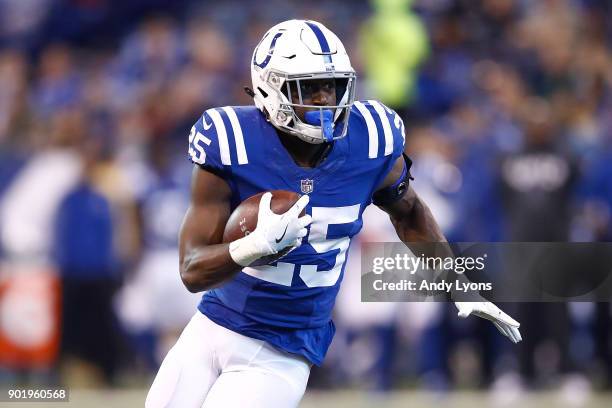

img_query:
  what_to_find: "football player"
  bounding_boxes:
[146,20,521,407]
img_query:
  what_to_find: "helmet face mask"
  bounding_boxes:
[251,20,357,144]
[273,70,356,143]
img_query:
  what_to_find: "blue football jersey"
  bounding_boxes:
[187,101,405,365]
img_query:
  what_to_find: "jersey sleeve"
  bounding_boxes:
[350,100,409,202]
[382,103,406,162]
[379,103,408,191]
[188,109,227,176]
[351,100,406,162]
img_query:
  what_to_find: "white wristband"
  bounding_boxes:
[228,234,274,267]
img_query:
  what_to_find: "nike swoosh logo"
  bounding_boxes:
[202,116,213,130]
[275,225,288,243]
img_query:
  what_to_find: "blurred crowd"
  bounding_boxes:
[0,0,611,399]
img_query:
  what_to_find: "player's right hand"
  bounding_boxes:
[257,192,312,254]
[229,193,312,266]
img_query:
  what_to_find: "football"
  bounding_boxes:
[223,191,304,265]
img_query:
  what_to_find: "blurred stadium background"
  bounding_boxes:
[0,0,611,406]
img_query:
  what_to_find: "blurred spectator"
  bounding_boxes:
[0,49,28,145]
[54,137,122,386]
[496,96,580,388]
[114,16,184,88]
[0,0,52,49]
[31,45,82,120]
[359,0,429,113]
[498,97,578,241]
[0,109,83,261]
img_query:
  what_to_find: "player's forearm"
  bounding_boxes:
[386,190,453,258]
[387,193,484,301]
[179,244,242,292]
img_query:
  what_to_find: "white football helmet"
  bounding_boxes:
[251,19,356,144]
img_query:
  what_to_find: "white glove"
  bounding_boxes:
[229,192,312,266]
[455,302,522,343]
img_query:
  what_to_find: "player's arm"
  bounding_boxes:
[179,166,312,293]
[178,166,239,292]
[374,155,522,343]
[374,155,446,248]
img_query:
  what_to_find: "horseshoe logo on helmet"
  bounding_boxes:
[253,32,284,69]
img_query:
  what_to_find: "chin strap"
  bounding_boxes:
[304,109,334,142]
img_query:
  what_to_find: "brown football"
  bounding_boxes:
[223,190,303,250]
[223,190,303,266]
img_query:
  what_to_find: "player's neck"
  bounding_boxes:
[277,131,332,168]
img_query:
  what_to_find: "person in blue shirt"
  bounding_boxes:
[54,176,120,385]
[146,19,521,408]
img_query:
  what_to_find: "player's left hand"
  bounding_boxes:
[455,302,522,343]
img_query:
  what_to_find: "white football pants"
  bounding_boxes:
[145,312,311,408]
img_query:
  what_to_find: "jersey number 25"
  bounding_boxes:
[243,204,361,288]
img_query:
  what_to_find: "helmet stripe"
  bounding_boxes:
[305,21,333,64]
[305,21,330,52]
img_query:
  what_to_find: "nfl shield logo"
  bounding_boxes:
[301,179,314,194]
